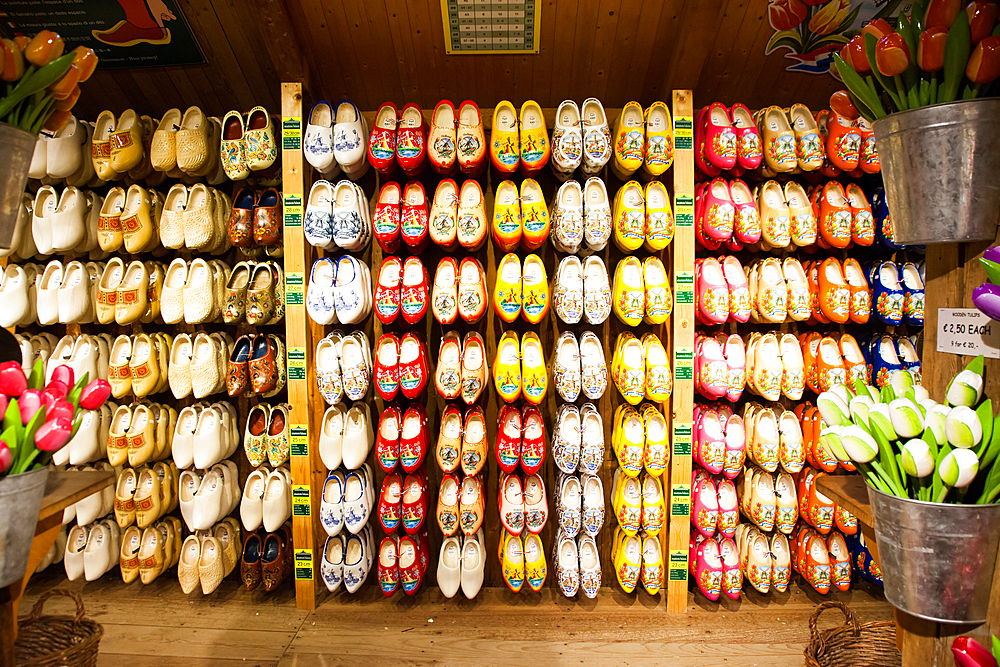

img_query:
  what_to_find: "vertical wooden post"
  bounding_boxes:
[281,82,323,610]
[666,89,695,613]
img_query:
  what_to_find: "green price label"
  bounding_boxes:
[674,116,693,151]
[290,424,308,457]
[671,483,690,517]
[282,117,301,151]
[675,347,693,381]
[668,550,689,581]
[285,272,304,306]
[675,194,694,228]
[676,271,694,304]
[292,485,310,516]
[283,194,302,227]
[294,549,313,580]
[288,346,306,380]
[673,423,692,457]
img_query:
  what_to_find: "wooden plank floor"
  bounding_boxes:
[21,570,892,666]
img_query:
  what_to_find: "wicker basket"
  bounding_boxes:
[14,589,103,667]
[804,601,901,667]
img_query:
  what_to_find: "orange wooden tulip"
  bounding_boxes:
[70,46,97,82]
[968,1,999,44]
[967,35,1000,83]
[24,30,64,67]
[876,33,911,76]
[918,27,948,71]
[54,85,80,111]
[12,35,28,50]
[862,18,894,41]
[43,109,71,132]
[48,63,79,100]
[0,39,24,82]
[839,34,871,73]
[925,0,961,29]
[768,0,808,31]
[830,90,860,120]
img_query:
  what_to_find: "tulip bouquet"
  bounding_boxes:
[0,359,110,478]
[0,30,97,135]
[834,1,999,121]
[816,355,1000,505]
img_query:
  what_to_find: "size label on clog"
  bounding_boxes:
[283,194,302,227]
[668,550,688,582]
[674,116,693,151]
[675,347,693,381]
[288,347,306,380]
[675,194,694,228]
[285,272,304,305]
[672,423,692,457]
[294,549,313,580]
[290,424,308,457]
[937,308,1000,358]
[676,271,694,304]
[670,483,690,517]
[292,484,310,516]
[282,117,301,150]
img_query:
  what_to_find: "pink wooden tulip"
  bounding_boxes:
[35,417,72,452]
[0,361,27,397]
[48,400,74,424]
[0,441,10,473]
[17,390,42,425]
[50,364,74,388]
[78,379,111,411]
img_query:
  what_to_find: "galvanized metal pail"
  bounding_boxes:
[872,98,1000,245]
[0,122,34,250]
[867,482,1000,623]
[0,467,49,588]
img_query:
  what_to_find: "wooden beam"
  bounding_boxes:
[667,89,694,613]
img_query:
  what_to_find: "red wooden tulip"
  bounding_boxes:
[0,394,9,420]
[925,0,961,29]
[50,365,74,388]
[35,417,72,452]
[830,90,860,119]
[70,46,97,82]
[0,361,26,398]
[839,34,871,73]
[968,35,1000,83]
[48,400,74,424]
[968,1,999,44]
[862,18,894,41]
[919,27,949,71]
[952,636,998,667]
[0,442,10,473]
[17,390,42,426]
[79,379,111,410]
[44,380,68,400]
[876,33,911,76]
[24,30,64,67]
[769,0,808,31]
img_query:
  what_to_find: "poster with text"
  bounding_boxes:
[0,0,206,69]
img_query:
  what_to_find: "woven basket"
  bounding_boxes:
[804,601,901,667]
[14,589,103,667]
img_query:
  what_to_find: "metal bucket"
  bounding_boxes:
[0,122,34,250]
[0,467,49,588]
[867,482,1000,623]
[872,98,1000,245]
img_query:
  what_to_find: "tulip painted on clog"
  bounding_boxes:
[0,361,26,398]
[18,389,43,426]
[35,416,73,451]
[79,379,111,410]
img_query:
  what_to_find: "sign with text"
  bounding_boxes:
[937,308,1000,359]
[0,0,205,69]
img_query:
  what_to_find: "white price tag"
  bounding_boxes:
[937,308,1000,359]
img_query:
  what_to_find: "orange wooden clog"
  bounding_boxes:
[818,257,850,324]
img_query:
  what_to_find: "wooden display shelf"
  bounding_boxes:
[281,87,686,611]
[0,469,114,666]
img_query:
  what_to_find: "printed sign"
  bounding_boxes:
[670,483,690,518]
[0,0,205,69]
[675,347,693,381]
[673,423,692,457]
[673,116,693,151]
[675,194,694,228]
[290,424,308,457]
[676,271,694,305]
[283,194,302,228]
[288,347,306,380]
[292,485,310,517]
[285,272,304,306]
[294,549,313,580]
[937,308,1000,359]
[441,0,539,54]
[282,117,302,151]
[668,550,689,582]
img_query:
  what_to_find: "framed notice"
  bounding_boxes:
[441,0,539,54]
[0,0,206,69]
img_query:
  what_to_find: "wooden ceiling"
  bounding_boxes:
[75,0,840,120]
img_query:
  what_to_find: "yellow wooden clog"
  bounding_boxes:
[612,101,644,179]
[613,180,645,252]
[520,332,547,405]
[642,101,673,176]
[493,253,522,324]
[493,331,522,403]
[643,180,674,251]
[521,254,549,325]
[491,180,521,252]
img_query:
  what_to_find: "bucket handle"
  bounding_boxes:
[809,601,862,649]
[21,588,87,626]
